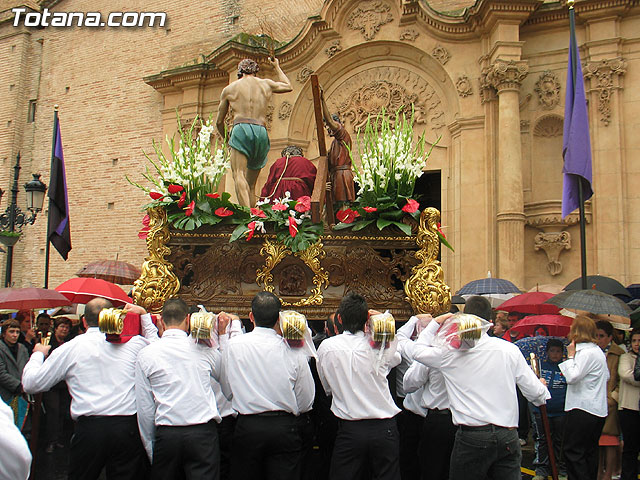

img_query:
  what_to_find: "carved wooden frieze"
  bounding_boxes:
[347,0,393,41]
[330,67,446,132]
[534,231,571,276]
[583,58,626,126]
[278,101,293,120]
[456,76,473,97]
[534,71,561,109]
[399,29,419,42]
[432,45,450,65]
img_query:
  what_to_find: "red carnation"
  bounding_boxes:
[250,208,267,218]
[177,191,186,208]
[288,217,298,238]
[149,191,164,200]
[205,193,220,199]
[214,207,233,217]
[294,196,311,213]
[363,206,377,213]
[271,203,288,211]
[138,214,151,240]
[336,208,360,224]
[401,199,419,213]
[168,184,184,194]
[184,201,195,217]
[246,221,256,241]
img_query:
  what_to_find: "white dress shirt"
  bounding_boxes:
[0,400,31,480]
[220,327,314,415]
[135,329,222,460]
[317,330,401,420]
[559,342,609,417]
[403,361,450,411]
[22,314,158,419]
[404,321,550,427]
[213,319,243,418]
[403,387,427,417]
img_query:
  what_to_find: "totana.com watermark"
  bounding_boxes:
[12,8,167,27]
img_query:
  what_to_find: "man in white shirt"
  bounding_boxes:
[220,291,314,480]
[403,312,550,480]
[135,297,226,479]
[0,399,31,480]
[317,292,402,480]
[22,297,158,480]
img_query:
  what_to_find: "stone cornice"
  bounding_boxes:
[523,0,639,28]
[524,200,592,229]
[144,64,227,92]
[448,116,485,137]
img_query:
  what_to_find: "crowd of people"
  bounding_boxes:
[0,292,638,480]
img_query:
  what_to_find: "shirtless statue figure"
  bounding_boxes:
[216,57,293,207]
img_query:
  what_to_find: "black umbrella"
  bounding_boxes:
[451,295,466,305]
[545,289,632,318]
[564,275,631,302]
[627,284,640,301]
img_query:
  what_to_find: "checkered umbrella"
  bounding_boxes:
[565,275,632,302]
[76,260,141,285]
[457,278,521,296]
[545,289,632,318]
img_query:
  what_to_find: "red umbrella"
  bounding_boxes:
[496,292,560,315]
[508,314,573,337]
[76,260,141,285]
[55,278,132,307]
[0,288,71,310]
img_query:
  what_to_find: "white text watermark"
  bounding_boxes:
[12,8,167,28]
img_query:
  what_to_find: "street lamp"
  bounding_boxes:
[0,153,48,286]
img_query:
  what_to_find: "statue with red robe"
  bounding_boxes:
[260,146,317,201]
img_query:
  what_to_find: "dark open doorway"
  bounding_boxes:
[414,170,441,211]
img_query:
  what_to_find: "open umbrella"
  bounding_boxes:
[508,314,573,338]
[545,289,632,318]
[497,292,560,315]
[76,260,141,285]
[632,306,640,325]
[0,288,70,311]
[55,278,132,306]
[457,277,521,295]
[627,284,640,301]
[564,275,632,302]
[515,336,569,363]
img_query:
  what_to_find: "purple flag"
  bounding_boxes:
[562,23,593,219]
[48,118,71,259]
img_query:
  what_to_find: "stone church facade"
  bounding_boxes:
[1,0,638,292]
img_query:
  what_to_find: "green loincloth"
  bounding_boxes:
[229,123,270,170]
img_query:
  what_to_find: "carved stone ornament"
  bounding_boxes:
[456,76,473,97]
[132,207,181,313]
[347,0,393,41]
[584,58,627,126]
[256,240,329,306]
[533,115,563,137]
[325,40,342,58]
[432,45,450,65]
[534,71,561,110]
[296,65,314,84]
[265,104,274,131]
[399,29,419,42]
[485,60,529,92]
[278,101,293,120]
[331,66,446,132]
[534,231,571,276]
[405,208,452,315]
[479,70,497,104]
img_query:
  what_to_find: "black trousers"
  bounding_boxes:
[419,409,456,480]
[69,415,149,480]
[619,408,640,480]
[562,409,606,480]
[216,415,236,480]
[152,419,220,480]
[329,417,400,480]
[396,408,422,480]
[231,412,304,480]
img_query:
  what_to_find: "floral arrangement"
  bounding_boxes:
[128,113,249,230]
[230,193,322,253]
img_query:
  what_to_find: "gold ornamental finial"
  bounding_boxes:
[567,0,575,8]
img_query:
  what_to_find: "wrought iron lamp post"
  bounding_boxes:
[0,153,47,287]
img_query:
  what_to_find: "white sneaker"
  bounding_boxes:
[519,438,527,446]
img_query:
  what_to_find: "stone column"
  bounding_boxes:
[486,60,528,288]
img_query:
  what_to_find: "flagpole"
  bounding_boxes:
[567,0,588,290]
[44,105,59,289]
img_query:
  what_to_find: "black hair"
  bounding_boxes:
[162,298,189,326]
[595,319,614,337]
[36,313,51,321]
[84,298,114,327]
[251,291,281,328]
[546,338,564,351]
[463,296,492,321]
[337,292,368,333]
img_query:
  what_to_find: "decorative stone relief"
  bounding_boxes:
[296,66,314,83]
[347,0,393,41]
[432,45,450,65]
[265,104,274,131]
[520,120,530,133]
[330,66,446,132]
[479,70,497,104]
[583,58,626,126]
[456,76,473,97]
[325,40,342,58]
[278,101,293,120]
[534,231,571,276]
[534,71,561,109]
[485,60,529,92]
[399,29,419,42]
[533,115,563,137]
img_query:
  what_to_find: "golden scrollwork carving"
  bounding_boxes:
[404,208,451,315]
[256,240,329,307]
[132,206,180,313]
